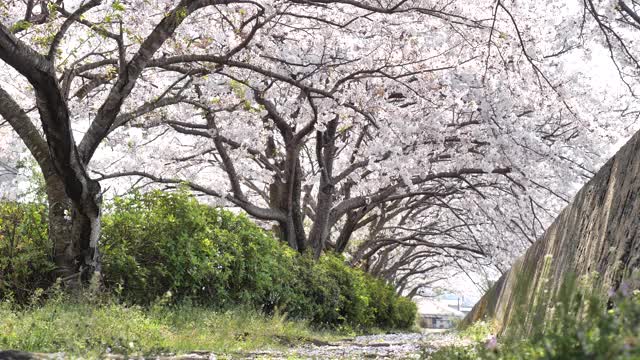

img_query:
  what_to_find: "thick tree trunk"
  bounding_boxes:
[307,120,338,258]
[270,179,295,248]
[308,185,332,258]
[46,175,73,278]
[70,198,102,282]
[0,24,103,285]
[269,185,307,252]
[270,180,307,252]
[272,216,307,252]
[269,143,308,252]
[45,174,101,284]
[0,85,99,285]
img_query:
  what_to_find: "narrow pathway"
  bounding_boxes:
[240,329,464,359]
[0,330,465,359]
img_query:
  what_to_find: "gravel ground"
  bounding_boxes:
[0,330,467,360]
[239,329,468,359]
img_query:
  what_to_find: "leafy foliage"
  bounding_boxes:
[0,192,416,331]
[0,201,53,303]
[101,190,292,308]
[101,190,416,330]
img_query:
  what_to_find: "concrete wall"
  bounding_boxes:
[464,130,640,334]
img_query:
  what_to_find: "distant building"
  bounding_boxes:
[438,293,475,315]
[414,294,477,329]
[415,297,466,329]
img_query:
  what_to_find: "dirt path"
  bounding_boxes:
[238,330,463,359]
[0,330,463,359]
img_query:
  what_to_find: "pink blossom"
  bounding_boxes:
[485,335,498,351]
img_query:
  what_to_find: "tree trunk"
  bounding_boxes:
[0,85,100,285]
[290,159,307,252]
[46,175,73,279]
[308,184,333,258]
[307,120,338,258]
[335,213,358,254]
[268,140,308,252]
[70,199,102,282]
[269,177,307,253]
[45,174,101,284]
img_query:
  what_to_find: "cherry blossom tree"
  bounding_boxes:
[86,1,634,298]
[89,0,623,282]
[93,1,524,259]
[0,0,637,294]
[0,0,284,283]
[581,0,640,94]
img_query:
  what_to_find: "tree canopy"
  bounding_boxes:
[0,0,638,295]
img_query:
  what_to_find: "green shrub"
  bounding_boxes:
[272,253,416,331]
[0,201,53,302]
[286,254,374,330]
[0,191,416,331]
[101,190,416,330]
[100,190,296,310]
[394,295,419,329]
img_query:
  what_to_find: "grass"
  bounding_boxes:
[0,290,340,358]
[458,320,496,342]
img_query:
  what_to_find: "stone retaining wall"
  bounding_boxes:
[464,130,640,334]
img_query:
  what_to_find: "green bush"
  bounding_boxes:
[0,191,416,331]
[101,190,415,330]
[0,201,54,302]
[286,254,373,329]
[100,190,297,309]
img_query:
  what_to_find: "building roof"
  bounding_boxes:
[414,297,466,318]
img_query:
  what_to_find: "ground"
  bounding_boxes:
[0,330,466,359]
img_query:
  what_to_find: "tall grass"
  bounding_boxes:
[0,289,338,357]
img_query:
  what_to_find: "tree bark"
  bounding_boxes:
[291,159,307,252]
[269,171,307,252]
[308,119,338,258]
[334,213,358,254]
[43,165,102,284]
[45,175,73,279]
[45,174,101,283]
